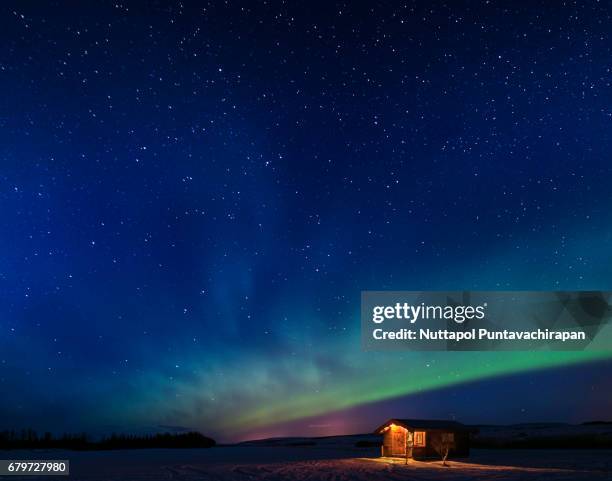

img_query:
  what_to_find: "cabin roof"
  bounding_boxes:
[374,418,470,434]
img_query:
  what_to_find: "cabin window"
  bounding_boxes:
[413,431,426,447]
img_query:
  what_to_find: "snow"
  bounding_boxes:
[2,446,611,480]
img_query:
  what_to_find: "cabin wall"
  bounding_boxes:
[413,430,470,459]
[381,425,406,457]
[411,446,427,458]
[453,431,470,457]
[382,429,392,457]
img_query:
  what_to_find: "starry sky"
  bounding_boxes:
[1,1,612,443]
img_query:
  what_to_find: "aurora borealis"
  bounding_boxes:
[2,2,612,443]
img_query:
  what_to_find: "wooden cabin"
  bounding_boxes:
[374,419,470,459]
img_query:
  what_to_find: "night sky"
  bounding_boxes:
[1,1,612,442]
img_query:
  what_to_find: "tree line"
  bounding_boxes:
[0,429,216,450]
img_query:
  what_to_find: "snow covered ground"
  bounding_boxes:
[2,446,611,480]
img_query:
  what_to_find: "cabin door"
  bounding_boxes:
[391,428,406,456]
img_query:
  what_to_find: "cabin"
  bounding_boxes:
[374,419,471,459]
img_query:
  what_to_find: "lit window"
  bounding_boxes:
[413,431,426,447]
